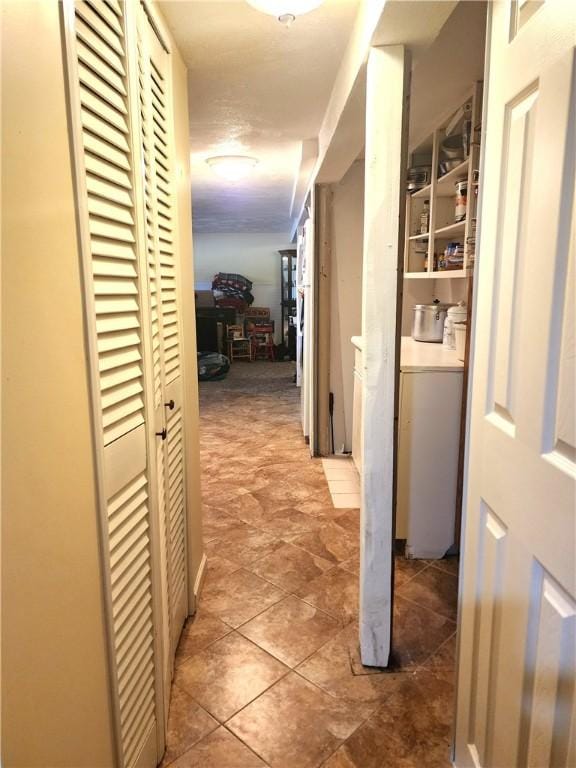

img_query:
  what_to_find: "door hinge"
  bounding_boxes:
[156,428,167,440]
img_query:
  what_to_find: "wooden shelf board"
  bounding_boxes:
[404,271,431,279]
[404,269,471,280]
[431,269,470,279]
[435,221,466,237]
[436,160,469,196]
[408,232,430,241]
[411,183,432,200]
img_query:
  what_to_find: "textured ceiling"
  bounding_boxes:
[160,0,359,234]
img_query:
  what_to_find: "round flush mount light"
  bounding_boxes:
[246,0,324,25]
[206,155,259,182]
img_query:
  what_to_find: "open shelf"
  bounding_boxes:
[403,83,482,281]
[434,221,466,237]
[436,160,469,196]
[412,183,432,200]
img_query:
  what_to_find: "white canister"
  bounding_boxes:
[454,322,467,361]
[443,301,467,350]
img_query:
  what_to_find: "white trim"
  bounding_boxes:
[192,553,208,613]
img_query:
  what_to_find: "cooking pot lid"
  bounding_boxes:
[413,302,453,311]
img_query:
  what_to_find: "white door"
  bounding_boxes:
[63,1,162,765]
[137,6,188,672]
[455,2,576,766]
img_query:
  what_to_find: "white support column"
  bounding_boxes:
[359,45,409,666]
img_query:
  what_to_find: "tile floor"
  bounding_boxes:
[161,361,459,768]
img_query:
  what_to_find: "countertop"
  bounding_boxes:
[400,336,464,372]
[350,335,464,372]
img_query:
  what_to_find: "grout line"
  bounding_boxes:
[414,629,458,673]
[394,560,433,588]
[428,559,460,577]
[395,592,458,624]
[220,723,272,767]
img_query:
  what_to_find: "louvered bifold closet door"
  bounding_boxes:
[138,7,187,663]
[66,2,159,766]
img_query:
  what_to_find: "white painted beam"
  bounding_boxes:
[359,44,409,667]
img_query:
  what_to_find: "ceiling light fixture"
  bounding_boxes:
[206,155,259,182]
[246,0,324,26]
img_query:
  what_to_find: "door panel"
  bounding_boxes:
[65,1,160,765]
[455,2,576,766]
[137,6,187,667]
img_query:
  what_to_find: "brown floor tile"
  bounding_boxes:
[253,481,317,506]
[204,553,242,583]
[430,556,460,577]
[221,491,266,521]
[338,555,360,576]
[306,488,335,507]
[296,499,336,516]
[394,557,430,588]
[174,632,288,722]
[315,508,360,535]
[199,569,285,628]
[204,527,284,568]
[202,511,246,544]
[288,523,359,564]
[175,611,233,667]
[422,632,457,683]
[227,672,366,768]
[202,486,252,508]
[397,566,458,621]
[255,461,325,485]
[168,727,267,768]
[257,507,323,537]
[297,622,408,710]
[238,595,340,667]
[391,596,456,669]
[160,686,218,766]
[323,669,454,768]
[248,542,334,593]
[297,567,359,625]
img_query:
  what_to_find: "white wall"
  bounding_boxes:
[408,1,487,149]
[193,233,292,342]
[2,2,115,762]
[330,161,364,453]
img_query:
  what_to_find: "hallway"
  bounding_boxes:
[162,363,459,768]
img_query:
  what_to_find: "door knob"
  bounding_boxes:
[164,399,175,410]
[156,428,167,440]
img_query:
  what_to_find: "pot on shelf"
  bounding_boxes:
[412,299,453,343]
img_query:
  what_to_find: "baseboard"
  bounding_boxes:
[189,552,207,615]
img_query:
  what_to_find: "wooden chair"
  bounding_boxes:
[226,324,252,362]
[249,323,275,361]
